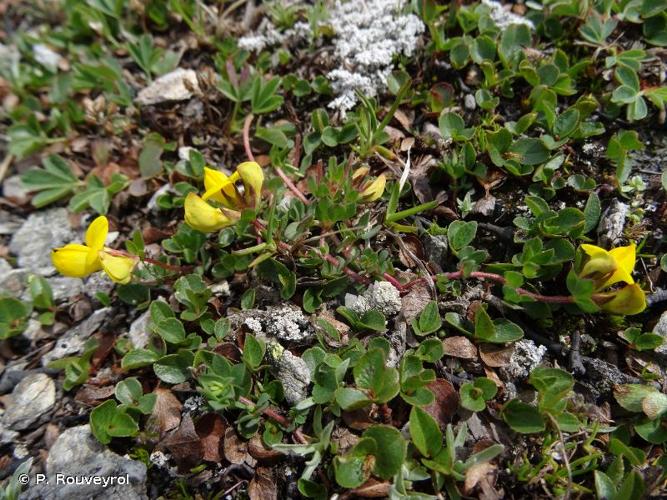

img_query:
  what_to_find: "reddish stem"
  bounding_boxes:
[238,396,291,428]
[242,114,255,162]
[402,270,576,304]
[323,253,367,284]
[143,257,191,273]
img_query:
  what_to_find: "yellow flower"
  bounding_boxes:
[353,167,386,202]
[184,192,239,233]
[580,243,636,290]
[598,284,647,316]
[51,215,138,283]
[577,243,646,315]
[202,161,264,210]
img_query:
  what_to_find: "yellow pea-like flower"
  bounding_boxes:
[580,243,636,289]
[201,161,264,210]
[184,192,239,233]
[577,242,646,315]
[51,215,138,283]
[359,174,386,202]
[598,283,647,315]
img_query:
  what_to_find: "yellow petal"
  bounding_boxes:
[352,166,370,181]
[599,284,647,315]
[360,174,386,202]
[203,167,240,207]
[603,243,636,287]
[579,244,616,281]
[51,244,100,278]
[236,161,264,208]
[99,251,137,284]
[184,192,236,233]
[85,215,109,251]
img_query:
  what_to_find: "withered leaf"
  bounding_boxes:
[443,336,478,359]
[248,467,278,500]
[423,379,459,428]
[148,388,182,437]
[162,414,203,471]
[479,343,515,368]
[74,385,115,406]
[195,413,225,462]
[223,427,249,464]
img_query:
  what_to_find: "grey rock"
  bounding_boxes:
[597,199,629,247]
[653,311,667,354]
[582,357,641,399]
[22,424,147,500]
[128,310,151,349]
[423,234,448,268]
[464,94,476,110]
[0,267,29,297]
[500,339,547,380]
[268,344,311,405]
[21,319,43,342]
[3,373,55,430]
[344,293,370,314]
[9,208,76,274]
[33,43,61,72]
[42,308,111,365]
[42,277,83,302]
[0,421,19,446]
[84,273,115,299]
[0,211,23,235]
[136,68,199,106]
[3,175,30,202]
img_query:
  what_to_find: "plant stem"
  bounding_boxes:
[238,396,290,428]
[242,113,255,162]
[142,257,191,273]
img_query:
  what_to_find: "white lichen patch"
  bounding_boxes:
[265,305,313,342]
[345,280,402,317]
[238,0,424,113]
[481,0,534,30]
[500,339,547,380]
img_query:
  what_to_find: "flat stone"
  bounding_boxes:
[653,311,667,354]
[597,199,628,247]
[23,424,147,500]
[2,373,55,430]
[0,266,29,297]
[2,175,30,203]
[42,308,111,365]
[136,68,199,105]
[128,310,151,349]
[40,276,83,302]
[9,208,76,275]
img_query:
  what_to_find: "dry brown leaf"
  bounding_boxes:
[400,282,431,323]
[350,478,391,498]
[479,343,515,368]
[423,379,459,428]
[248,435,284,462]
[149,388,182,436]
[397,234,425,268]
[74,385,115,406]
[248,467,278,500]
[162,414,203,471]
[443,336,478,359]
[195,413,225,462]
[223,427,249,464]
[464,462,498,498]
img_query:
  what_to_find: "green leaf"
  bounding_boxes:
[417,301,442,335]
[501,399,546,433]
[583,192,601,233]
[138,133,166,178]
[21,155,79,208]
[115,377,143,405]
[409,405,442,458]
[509,138,550,166]
[122,349,160,369]
[90,400,139,444]
[554,108,580,138]
[447,220,477,251]
[155,318,186,344]
[594,470,617,500]
[335,387,372,410]
[153,352,193,384]
[333,438,376,488]
[353,349,399,403]
[243,334,266,370]
[363,425,407,479]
